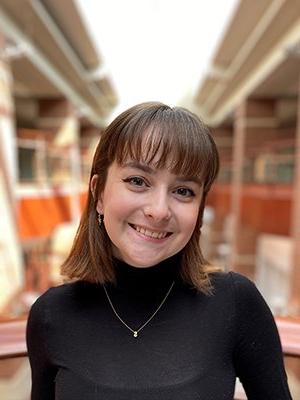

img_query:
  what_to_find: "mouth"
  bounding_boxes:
[129,223,172,240]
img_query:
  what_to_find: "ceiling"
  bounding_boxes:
[195,0,300,127]
[0,0,118,125]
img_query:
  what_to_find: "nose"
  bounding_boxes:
[143,189,171,222]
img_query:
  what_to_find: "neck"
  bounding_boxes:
[111,253,181,293]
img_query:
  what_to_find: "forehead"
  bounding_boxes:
[117,159,203,185]
[114,126,207,181]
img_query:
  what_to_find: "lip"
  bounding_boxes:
[128,223,173,242]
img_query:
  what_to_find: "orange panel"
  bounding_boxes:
[18,195,72,239]
[207,183,292,236]
[241,196,291,235]
[207,184,231,218]
[79,192,88,210]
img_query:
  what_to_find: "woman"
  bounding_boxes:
[27,102,292,399]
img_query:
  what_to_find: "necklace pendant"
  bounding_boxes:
[103,281,174,341]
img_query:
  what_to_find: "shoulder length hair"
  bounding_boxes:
[61,102,220,293]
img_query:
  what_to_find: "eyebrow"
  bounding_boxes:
[122,161,203,185]
[123,161,153,174]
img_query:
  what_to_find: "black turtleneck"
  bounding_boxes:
[26,255,292,399]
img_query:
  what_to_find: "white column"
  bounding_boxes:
[0,42,23,311]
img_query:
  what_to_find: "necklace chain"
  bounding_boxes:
[103,281,175,338]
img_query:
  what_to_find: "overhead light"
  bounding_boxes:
[0,43,26,60]
[285,40,300,58]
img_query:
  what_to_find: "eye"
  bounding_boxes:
[174,187,195,198]
[123,176,148,187]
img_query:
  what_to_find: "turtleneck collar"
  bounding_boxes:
[111,253,182,293]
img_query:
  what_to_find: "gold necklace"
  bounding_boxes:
[103,281,175,338]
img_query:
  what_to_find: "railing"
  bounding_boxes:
[0,317,299,398]
[276,317,300,357]
[0,318,27,360]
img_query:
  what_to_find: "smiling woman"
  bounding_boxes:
[61,101,220,291]
[90,160,203,268]
[26,102,292,400]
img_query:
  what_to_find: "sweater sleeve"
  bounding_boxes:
[26,291,57,400]
[230,272,292,399]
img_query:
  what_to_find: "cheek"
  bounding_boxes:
[178,204,200,233]
[102,189,141,219]
[186,217,198,236]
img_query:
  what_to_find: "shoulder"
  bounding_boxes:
[214,271,275,325]
[208,271,266,310]
[209,270,258,293]
[27,281,103,340]
[28,281,98,321]
[209,272,277,337]
[227,271,267,307]
[30,281,79,307]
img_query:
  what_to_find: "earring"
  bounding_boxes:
[97,213,104,227]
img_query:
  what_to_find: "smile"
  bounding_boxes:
[129,224,172,239]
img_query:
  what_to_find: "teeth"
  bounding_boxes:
[133,225,168,239]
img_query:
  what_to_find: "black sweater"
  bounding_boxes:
[26,255,292,399]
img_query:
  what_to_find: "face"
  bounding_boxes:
[92,159,203,268]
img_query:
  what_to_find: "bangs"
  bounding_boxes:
[108,105,219,192]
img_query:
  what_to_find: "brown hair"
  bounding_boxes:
[61,102,220,293]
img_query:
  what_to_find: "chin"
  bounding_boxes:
[123,254,164,268]
[127,259,159,268]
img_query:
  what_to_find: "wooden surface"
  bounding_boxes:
[0,319,27,360]
[276,317,300,357]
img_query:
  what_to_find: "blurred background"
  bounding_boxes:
[0,0,299,399]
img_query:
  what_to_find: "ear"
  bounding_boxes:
[90,174,104,214]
